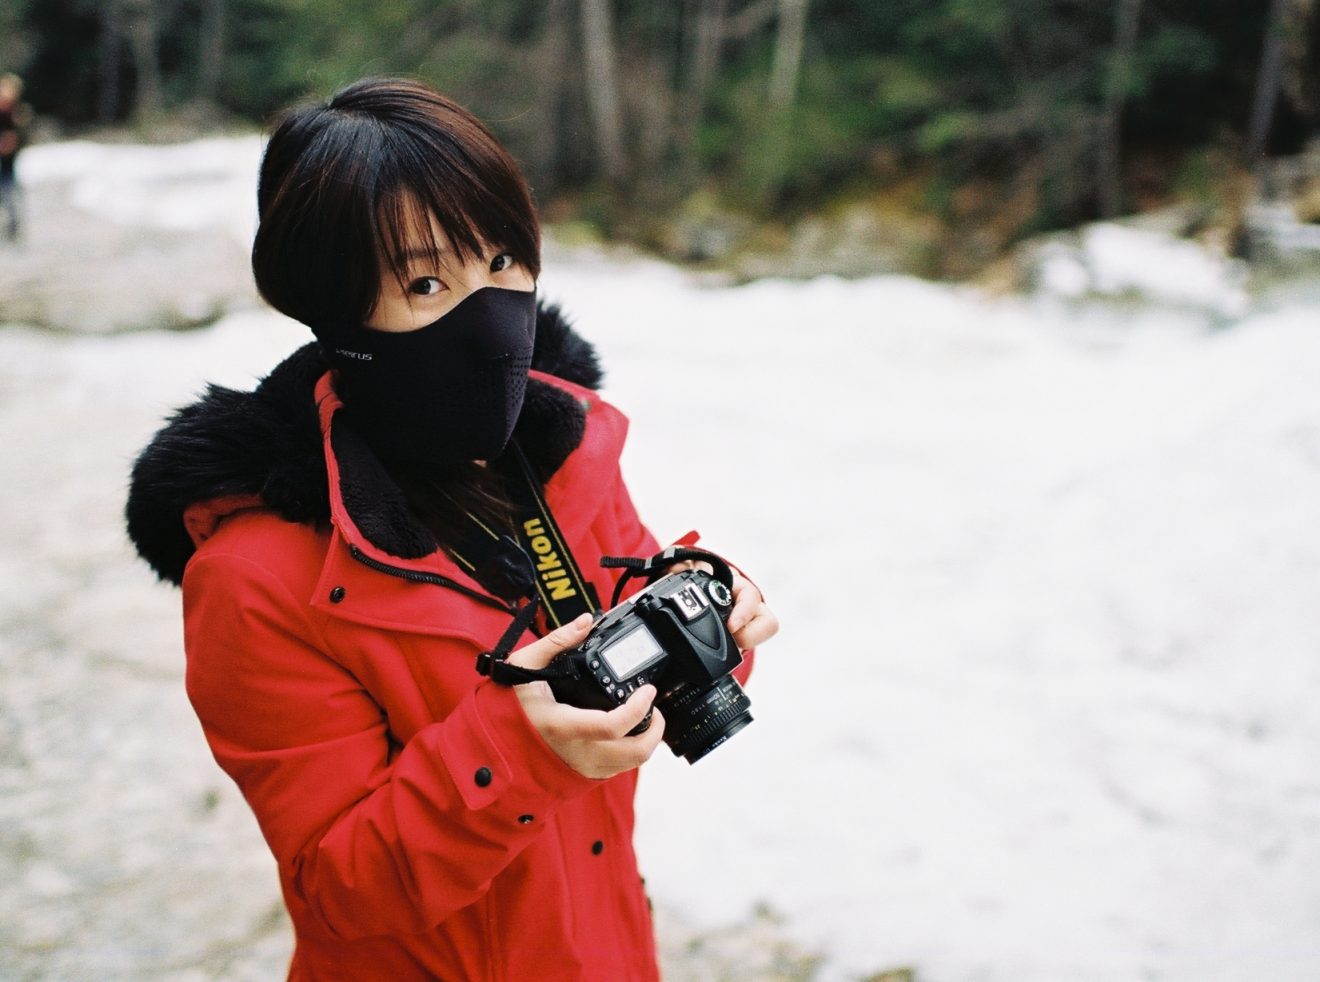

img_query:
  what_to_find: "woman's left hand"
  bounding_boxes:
[666,559,778,651]
[725,574,778,651]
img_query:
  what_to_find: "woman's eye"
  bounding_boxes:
[490,252,516,273]
[407,277,444,296]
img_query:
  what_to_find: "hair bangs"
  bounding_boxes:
[253,77,541,330]
[372,127,541,300]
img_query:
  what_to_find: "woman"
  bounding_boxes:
[126,77,776,981]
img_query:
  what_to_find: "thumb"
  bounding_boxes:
[505,611,594,670]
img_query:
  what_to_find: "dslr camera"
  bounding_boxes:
[549,556,752,764]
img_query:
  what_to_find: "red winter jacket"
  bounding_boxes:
[126,318,753,981]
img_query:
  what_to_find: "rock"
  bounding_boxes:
[859,970,920,982]
[657,189,759,265]
[1294,177,1320,225]
[1244,201,1320,277]
[649,190,942,281]
[654,902,825,982]
[731,198,942,281]
[1010,214,1251,320]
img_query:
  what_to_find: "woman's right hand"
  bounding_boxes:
[505,613,666,779]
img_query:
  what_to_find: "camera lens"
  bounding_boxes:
[661,675,753,764]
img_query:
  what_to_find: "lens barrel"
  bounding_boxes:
[662,675,753,764]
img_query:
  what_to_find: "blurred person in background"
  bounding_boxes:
[125,77,776,981]
[0,72,31,242]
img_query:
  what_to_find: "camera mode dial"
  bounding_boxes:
[707,579,733,608]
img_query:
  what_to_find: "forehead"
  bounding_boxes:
[381,193,491,267]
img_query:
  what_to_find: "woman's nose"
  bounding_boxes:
[455,260,497,296]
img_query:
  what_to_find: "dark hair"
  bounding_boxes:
[252,77,541,328]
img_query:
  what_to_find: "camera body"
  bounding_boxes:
[548,567,753,763]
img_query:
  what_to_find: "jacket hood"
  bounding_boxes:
[126,302,604,586]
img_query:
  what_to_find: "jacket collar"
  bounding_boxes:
[314,368,601,570]
[126,301,607,586]
[307,365,631,637]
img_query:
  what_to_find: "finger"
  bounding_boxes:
[733,606,779,650]
[665,559,713,575]
[506,611,594,670]
[603,684,658,738]
[540,686,654,745]
[593,708,668,775]
[633,705,666,752]
[535,684,660,745]
[725,577,762,634]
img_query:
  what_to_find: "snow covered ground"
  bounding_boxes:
[2,138,1319,981]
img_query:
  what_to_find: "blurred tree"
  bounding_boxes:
[98,0,124,122]
[767,0,807,114]
[6,0,1316,268]
[0,1,34,75]
[1099,0,1144,218]
[616,2,681,182]
[1244,0,1314,164]
[682,0,727,149]
[579,0,628,182]
[195,0,226,106]
[523,0,573,184]
[124,0,166,119]
[1282,0,1320,125]
[753,0,809,205]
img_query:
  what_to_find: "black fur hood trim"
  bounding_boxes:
[126,302,604,585]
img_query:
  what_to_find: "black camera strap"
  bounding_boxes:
[502,441,601,625]
[474,596,580,686]
[600,546,734,608]
[447,440,601,629]
[442,513,539,604]
[462,439,612,687]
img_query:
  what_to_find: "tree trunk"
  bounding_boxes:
[579,0,628,183]
[98,0,123,123]
[633,52,674,174]
[1280,0,1319,121]
[1245,0,1291,164]
[1098,0,1143,219]
[725,0,776,41]
[196,0,226,105]
[0,4,31,73]
[684,0,726,134]
[528,0,573,185]
[767,0,808,114]
[756,0,808,207]
[124,0,164,120]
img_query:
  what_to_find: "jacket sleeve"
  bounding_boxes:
[182,550,599,941]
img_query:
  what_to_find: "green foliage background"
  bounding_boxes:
[6,0,1319,272]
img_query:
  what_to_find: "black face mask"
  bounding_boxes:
[316,287,537,467]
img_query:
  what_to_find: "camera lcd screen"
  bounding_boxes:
[602,625,665,679]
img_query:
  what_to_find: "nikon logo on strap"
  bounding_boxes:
[523,517,578,602]
[446,440,599,627]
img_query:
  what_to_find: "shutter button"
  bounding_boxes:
[474,767,493,787]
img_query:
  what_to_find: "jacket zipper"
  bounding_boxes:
[348,544,517,615]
